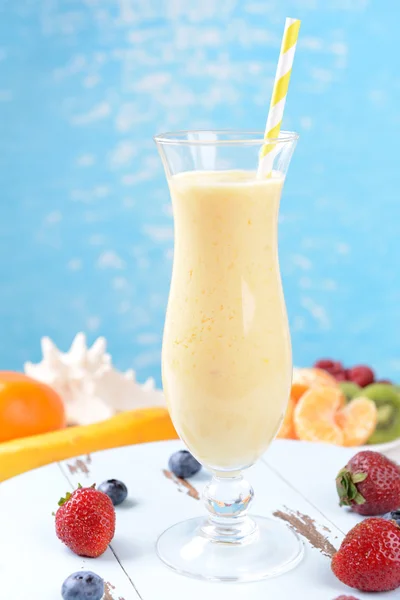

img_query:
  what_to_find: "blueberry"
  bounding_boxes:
[385,509,400,525]
[98,479,128,506]
[61,571,104,600]
[168,450,202,478]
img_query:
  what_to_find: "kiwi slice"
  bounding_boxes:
[339,381,362,403]
[361,384,400,444]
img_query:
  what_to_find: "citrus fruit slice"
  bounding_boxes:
[336,397,377,446]
[291,367,338,403]
[293,386,345,445]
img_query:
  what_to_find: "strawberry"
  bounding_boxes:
[55,484,115,557]
[331,518,400,592]
[336,450,400,515]
[333,596,360,600]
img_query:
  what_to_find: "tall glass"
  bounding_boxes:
[154,131,303,582]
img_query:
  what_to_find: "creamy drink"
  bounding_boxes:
[162,170,292,470]
[155,22,302,584]
[155,127,301,583]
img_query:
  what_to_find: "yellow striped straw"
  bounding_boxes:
[258,17,301,177]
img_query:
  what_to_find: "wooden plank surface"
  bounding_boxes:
[0,440,396,599]
[0,462,138,600]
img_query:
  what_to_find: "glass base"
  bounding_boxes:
[156,515,304,583]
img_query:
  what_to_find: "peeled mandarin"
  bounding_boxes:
[276,394,296,440]
[294,386,345,445]
[336,396,378,447]
[291,367,338,403]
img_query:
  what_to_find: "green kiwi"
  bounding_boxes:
[360,384,400,444]
[339,381,362,403]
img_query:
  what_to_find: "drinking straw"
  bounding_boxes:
[257,17,301,177]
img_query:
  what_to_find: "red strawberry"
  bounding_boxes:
[333,596,360,600]
[55,484,115,557]
[336,450,400,515]
[347,365,374,387]
[331,518,400,592]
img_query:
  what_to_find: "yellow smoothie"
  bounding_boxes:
[162,170,292,470]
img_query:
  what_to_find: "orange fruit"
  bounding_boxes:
[294,386,345,445]
[336,396,377,446]
[0,371,66,442]
[291,367,338,403]
[277,394,297,440]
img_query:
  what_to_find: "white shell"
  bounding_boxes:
[24,333,165,425]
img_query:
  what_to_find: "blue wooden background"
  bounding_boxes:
[1,0,399,385]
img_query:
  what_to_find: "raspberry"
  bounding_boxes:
[334,372,348,381]
[348,365,374,387]
[314,359,335,369]
[327,361,345,375]
[314,359,346,378]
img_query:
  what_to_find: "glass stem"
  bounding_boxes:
[201,473,258,545]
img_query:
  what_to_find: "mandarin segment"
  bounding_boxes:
[294,386,345,445]
[276,394,296,439]
[336,397,378,447]
[291,367,338,403]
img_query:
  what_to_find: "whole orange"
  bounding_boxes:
[0,371,66,442]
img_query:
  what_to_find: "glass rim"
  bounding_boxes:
[153,129,299,146]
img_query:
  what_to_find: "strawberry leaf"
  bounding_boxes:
[354,492,366,505]
[336,468,366,507]
[352,472,368,484]
[58,491,72,506]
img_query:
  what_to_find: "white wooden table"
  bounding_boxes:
[1,439,399,600]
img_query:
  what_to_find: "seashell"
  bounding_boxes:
[24,333,165,426]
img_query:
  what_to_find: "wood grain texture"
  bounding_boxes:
[0,440,396,599]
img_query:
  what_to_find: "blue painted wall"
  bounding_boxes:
[1,0,399,384]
